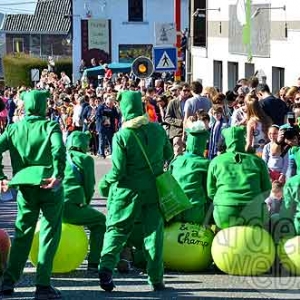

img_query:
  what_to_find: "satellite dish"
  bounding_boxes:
[131,56,154,79]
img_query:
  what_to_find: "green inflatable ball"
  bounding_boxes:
[211,226,275,276]
[29,222,88,273]
[278,236,300,275]
[163,222,214,272]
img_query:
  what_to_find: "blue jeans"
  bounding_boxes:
[98,127,114,156]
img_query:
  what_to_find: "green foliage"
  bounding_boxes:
[3,54,72,87]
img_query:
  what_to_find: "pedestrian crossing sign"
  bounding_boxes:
[153,46,177,72]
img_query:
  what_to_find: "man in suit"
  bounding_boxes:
[165,83,191,157]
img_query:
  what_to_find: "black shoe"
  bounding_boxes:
[87,263,99,272]
[98,269,115,292]
[0,281,14,296]
[34,285,61,300]
[151,282,165,292]
[117,259,131,274]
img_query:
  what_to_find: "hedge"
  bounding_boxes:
[3,54,72,87]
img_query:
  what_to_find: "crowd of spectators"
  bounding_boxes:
[2,66,300,218]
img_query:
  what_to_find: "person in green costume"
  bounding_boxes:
[169,120,210,224]
[273,175,300,241]
[98,90,173,292]
[207,126,271,229]
[62,131,106,271]
[0,90,65,300]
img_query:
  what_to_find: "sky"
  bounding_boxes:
[0,0,37,15]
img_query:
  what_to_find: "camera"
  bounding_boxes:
[287,112,295,126]
[282,127,298,140]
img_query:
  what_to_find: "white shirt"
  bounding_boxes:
[72,104,83,127]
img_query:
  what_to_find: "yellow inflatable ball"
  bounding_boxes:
[211,226,275,276]
[278,236,300,275]
[163,222,214,272]
[29,223,88,273]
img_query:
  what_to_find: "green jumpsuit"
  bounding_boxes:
[207,126,271,229]
[0,90,66,287]
[62,131,106,266]
[275,174,300,239]
[98,91,173,286]
[169,127,210,224]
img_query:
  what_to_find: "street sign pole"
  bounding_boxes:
[174,0,181,81]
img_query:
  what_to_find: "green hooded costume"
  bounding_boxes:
[98,91,173,288]
[63,131,106,267]
[0,90,66,289]
[207,126,271,229]
[169,122,210,224]
[276,174,300,237]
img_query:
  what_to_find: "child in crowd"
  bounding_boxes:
[208,105,228,160]
[265,180,283,216]
[60,106,69,143]
[262,125,288,183]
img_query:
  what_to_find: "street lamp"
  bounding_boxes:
[251,5,287,38]
[193,8,221,18]
[251,5,286,19]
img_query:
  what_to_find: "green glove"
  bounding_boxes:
[99,178,110,198]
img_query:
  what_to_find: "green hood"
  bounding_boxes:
[21,90,50,117]
[185,121,209,156]
[117,90,143,121]
[66,131,91,153]
[222,126,246,153]
[186,131,209,156]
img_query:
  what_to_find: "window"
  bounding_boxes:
[13,38,24,53]
[128,0,143,22]
[41,35,54,56]
[193,0,206,47]
[30,35,41,56]
[245,63,255,79]
[213,60,223,92]
[228,62,239,91]
[272,67,285,94]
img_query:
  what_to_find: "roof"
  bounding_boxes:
[0,13,4,30]
[2,0,71,35]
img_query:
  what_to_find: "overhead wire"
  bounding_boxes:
[0,7,36,13]
[0,0,55,6]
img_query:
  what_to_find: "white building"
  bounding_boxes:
[191,0,300,93]
[72,0,189,80]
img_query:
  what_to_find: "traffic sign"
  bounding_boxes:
[154,22,176,45]
[153,47,177,72]
[31,68,40,82]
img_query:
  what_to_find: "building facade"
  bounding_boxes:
[191,0,300,93]
[72,0,189,80]
[2,0,71,59]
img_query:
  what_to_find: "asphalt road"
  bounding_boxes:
[1,153,300,300]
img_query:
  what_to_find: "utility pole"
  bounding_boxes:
[185,0,193,83]
[174,0,181,82]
